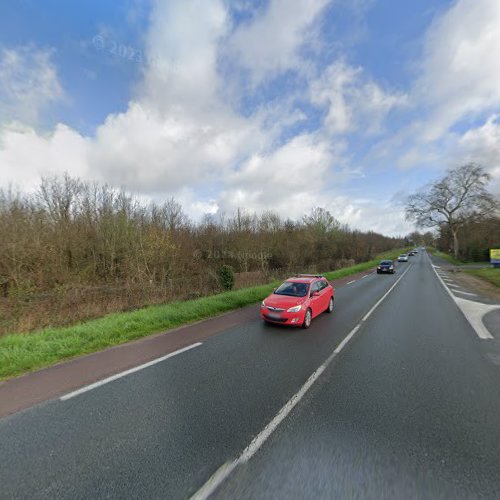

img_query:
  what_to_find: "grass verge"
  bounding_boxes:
[428,247,490,266]
[428,249,465,265]
[464,268,500,288]
[0,248,408,380]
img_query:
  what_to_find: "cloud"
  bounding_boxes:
[416,0,500,141]
[310,61,407,135]
[141,0,228,112]
[219,133,338,216]
[453,116,500,193]
[0,0,426,237]
[88,101,263,194]
[0,44,64,125]
[0,123,88,192]
[227,0,330,83]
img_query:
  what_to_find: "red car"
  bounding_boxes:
[260,275,335,329]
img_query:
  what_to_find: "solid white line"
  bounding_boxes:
[60,343,203,401]
[190,264,414,500]
[346,280,356,285]
[428,254,494,340]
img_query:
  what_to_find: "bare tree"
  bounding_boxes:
[406,163,498,259]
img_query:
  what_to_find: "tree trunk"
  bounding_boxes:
[451,228,459,260]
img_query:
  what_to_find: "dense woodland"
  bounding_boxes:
[0,174,405,334]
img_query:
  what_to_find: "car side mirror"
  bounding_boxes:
[312,291,320,297]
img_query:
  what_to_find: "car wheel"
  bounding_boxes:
[326,297,334,313]
[302,308,312,329]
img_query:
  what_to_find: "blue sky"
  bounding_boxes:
[1,0,499,235]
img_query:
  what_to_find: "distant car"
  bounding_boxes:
[261,275,334,329]
[398,254,409,262]
[377,260,395,274]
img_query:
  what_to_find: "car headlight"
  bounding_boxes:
[261,301,266,307]
[287,305,302,313]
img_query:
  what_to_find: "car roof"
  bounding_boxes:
[286,276,323,283]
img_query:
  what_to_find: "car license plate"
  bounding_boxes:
[267,312,281,319]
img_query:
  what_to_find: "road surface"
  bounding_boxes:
[1,251,500,499]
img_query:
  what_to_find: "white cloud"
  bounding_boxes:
[0,45,64,125]
[227,0,329,83]
[88,101,263,193]
[417,0,500,141]
[219,133,337,216]
[141,0,227,113]
[311,61,407,135]
[0,123,88,192]
[454,116,500,193]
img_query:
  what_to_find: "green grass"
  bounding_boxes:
[464,268,500,288]
[429,248,490,266]
[0,247,409,380]
[428,249,465,265]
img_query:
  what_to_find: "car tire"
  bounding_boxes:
[377,270,380,274]
[302,308,312,329]
[326,297,334,313]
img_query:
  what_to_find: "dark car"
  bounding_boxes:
[377,260,395,274]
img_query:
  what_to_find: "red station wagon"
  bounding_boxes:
[260,275,335,329]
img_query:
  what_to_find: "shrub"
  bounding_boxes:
[218,265,235,291]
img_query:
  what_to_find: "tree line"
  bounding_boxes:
[1,174,404,296]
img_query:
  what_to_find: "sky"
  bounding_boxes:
[1,0,500,236]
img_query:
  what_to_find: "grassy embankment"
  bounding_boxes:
[0,248,408,380]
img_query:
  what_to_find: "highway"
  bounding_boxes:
[1,251,500,499]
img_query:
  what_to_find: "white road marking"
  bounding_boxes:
[361,274,369,279]
[346,280,356,285]
[60,343,203,401]
[428,254,497,340]
[453,290,478,297]
[433,265,441,269]
[190,264,414,500]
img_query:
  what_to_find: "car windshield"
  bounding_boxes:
[274,281,309,297]
[380,261,393,265]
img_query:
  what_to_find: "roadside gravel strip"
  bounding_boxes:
[0,266,379,418]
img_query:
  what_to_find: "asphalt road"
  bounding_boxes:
[1,251,500,499]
